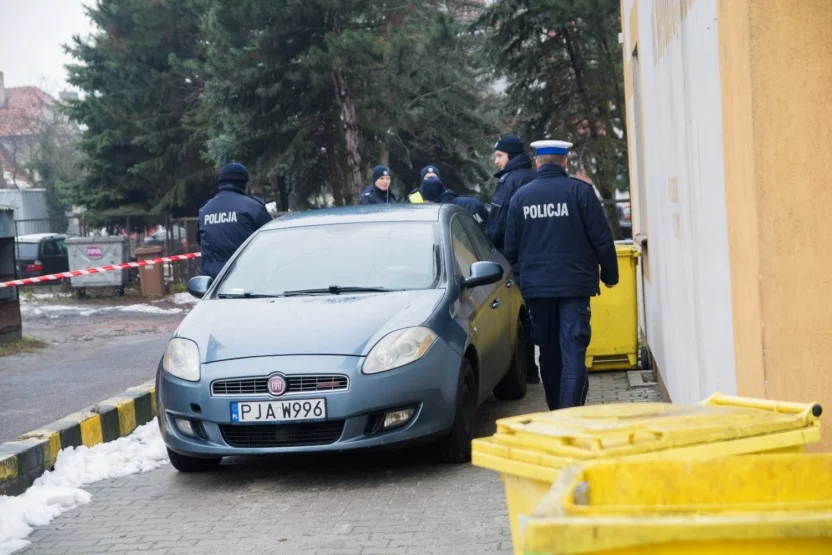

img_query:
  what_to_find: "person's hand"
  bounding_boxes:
[604,282,617,289]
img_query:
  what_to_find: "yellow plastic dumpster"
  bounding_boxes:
[586,242,639,371]
[471,393,823,555]
[521,454,832,554]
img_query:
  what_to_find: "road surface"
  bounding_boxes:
[0,292,191,442]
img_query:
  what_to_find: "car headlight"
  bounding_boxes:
[163,338,201,381]
[362,327,438,374]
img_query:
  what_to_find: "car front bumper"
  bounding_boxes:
[157,340,462,458]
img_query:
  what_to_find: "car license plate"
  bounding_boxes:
[231,399,326,423]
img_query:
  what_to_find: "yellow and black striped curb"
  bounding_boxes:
[0,380,157,496]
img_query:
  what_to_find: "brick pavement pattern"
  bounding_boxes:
[20,371,661,555]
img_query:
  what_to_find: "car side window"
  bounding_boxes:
[450,217,478,277]
[57,239,67,254]
[42,241,58,256]
[459,215,492,261]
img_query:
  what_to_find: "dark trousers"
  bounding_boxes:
[524,310,540,382]
[527,297,591,410]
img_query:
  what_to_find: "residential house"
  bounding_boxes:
[619,0,831,449]
[0,71,55,188]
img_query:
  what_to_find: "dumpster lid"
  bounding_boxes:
[486,393,822,461]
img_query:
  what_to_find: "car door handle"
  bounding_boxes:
[491,298,501,309]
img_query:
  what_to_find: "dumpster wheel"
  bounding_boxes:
[639,345,653,370]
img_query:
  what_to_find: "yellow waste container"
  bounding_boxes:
[586,242,639,371]
[522,454,832,554]
[471,393,823,555]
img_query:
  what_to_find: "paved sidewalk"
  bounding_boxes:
[19,372,661,555]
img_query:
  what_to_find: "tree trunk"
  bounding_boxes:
[326,136,346,206]
[332,63,363,203]
[276,173,290,211]
[561,25,600,141]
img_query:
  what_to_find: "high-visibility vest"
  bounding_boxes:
[408,191,425,204]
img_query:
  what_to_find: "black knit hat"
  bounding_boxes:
[372,165,391,184]
[494,135,525,158]
[218,162,249,184]
[420,177,445,201]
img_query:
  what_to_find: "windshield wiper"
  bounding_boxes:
[217,291,282,299]
[281,286,401,296]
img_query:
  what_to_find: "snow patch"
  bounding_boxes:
[21,303,184,318]
[117,304,183,315]
[19,293,72,302]
[0,423,168,554]
[171,292,198,305]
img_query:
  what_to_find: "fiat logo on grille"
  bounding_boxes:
[267,375,287,396]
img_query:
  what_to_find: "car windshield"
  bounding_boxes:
[217,221,442,296]
[16,242,39,261]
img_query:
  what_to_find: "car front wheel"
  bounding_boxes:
[434,358,477,464]
[166,448,222,473]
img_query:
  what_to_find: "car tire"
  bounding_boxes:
[492,316,528,401]
[434,358,477,464]
[166,448,222,473]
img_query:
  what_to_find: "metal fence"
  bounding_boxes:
[13,201,632,289]
[14,216,85,238]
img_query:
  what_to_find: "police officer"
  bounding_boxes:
[198,162,272,279]
[504,140,619,411]
[420,176,489,227]
[487,136,539,383]
[403,164,440,204]
[359,165,397,204]
[486,136,537,251]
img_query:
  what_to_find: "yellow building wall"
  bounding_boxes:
[719,0,832,450]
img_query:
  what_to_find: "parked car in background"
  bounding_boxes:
[144,226,187,250]
[15,233,70,279]
[156,204,529,472]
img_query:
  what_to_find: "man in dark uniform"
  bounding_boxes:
[486,136,537,251]
[198,162,272,279]
[487,135,539,383]
[419,176,488,227]
[403,164,440,204]
[358,165,397,204]
[504,140,619,411]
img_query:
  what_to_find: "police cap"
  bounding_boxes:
[530,140,573,156]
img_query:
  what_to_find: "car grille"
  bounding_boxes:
[219,421,345,448]
[211,375,349,396]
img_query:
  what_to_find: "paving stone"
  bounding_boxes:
[19,372,659,553]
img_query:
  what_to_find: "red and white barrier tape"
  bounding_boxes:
[0,252,202,289]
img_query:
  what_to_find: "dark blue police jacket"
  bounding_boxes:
[198,184,272,278]
[503,164,618,299]
[486,153,537,251]
[358,184,397,204]
[435,191,489,228]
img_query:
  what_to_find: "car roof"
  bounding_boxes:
[261,204,452,231]
[15,233,67,243]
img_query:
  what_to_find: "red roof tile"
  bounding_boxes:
[0,87,54,137]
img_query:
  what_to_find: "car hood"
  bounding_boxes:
[177,289,446,363]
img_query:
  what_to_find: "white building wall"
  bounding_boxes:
[622,0,736,402]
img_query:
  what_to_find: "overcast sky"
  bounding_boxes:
[0,0,95,95]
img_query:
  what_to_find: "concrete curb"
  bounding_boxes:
[0,379,156,496]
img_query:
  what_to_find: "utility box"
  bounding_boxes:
[0,205,22,343]
[66,236,130,295]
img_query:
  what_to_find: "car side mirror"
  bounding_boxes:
[188,276,213,299]
[461,261,504,289]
